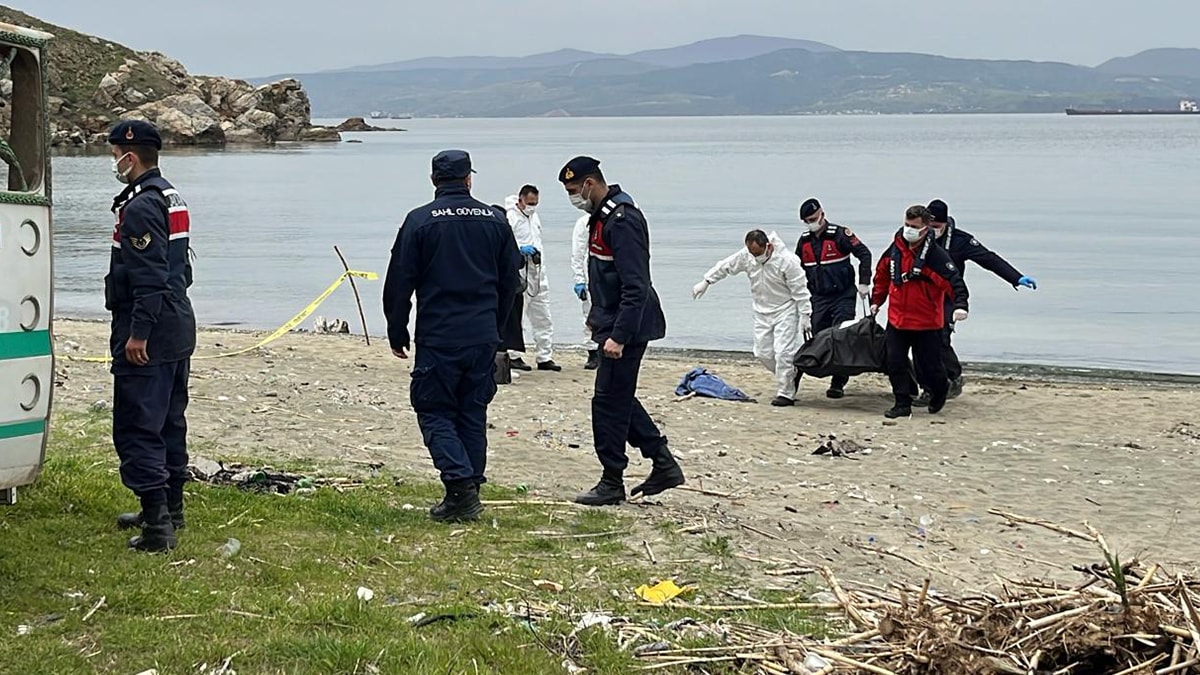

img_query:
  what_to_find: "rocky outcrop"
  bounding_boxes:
[335,117,402,132]
[254,79,315,141]
[47,50,337,146]
[127,93,226,145]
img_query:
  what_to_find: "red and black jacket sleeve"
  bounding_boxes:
[837,227,873,285]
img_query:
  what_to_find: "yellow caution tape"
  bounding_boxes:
[63,270,378,364]
[634,579,693,605]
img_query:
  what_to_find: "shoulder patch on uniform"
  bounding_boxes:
[131,233,152,250]
[842,228,854,237]
[946,261,956,271]
[970,238,979,246]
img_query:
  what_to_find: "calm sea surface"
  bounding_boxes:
[48,114,1200,374]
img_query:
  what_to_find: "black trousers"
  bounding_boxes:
[410,343,498,486]
[592,342,668,476]
[913,322,963,387]
[885,327,947,407]
[499,294,525,353]
[113,358,190,498]
[805,291,858,390]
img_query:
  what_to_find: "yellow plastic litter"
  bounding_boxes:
[635,580,691,605]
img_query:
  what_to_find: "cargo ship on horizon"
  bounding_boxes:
[1066,99,1199,115]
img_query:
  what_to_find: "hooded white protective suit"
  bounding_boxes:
[700,232,812,400]
[505,195,554,363]
[570,214,597,351]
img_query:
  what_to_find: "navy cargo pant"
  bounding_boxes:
[410,343,498,486]
[112,359,190,498]
[801,290,858,390]
[593,342,668,476]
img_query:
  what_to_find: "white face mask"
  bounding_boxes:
[569,183,592,212]
[522,204,538,216]
[807,218,823,233]
[754,253,771,264]
[112,153,133,184]
[902,225,926,243]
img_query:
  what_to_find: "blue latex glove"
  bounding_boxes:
[574,283,587,300]
[1018,276,1037,290]
[519,245,538,256]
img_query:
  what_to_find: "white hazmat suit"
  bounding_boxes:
[695,232,812,402]
[571,214,598,352]
[505,195,555,364]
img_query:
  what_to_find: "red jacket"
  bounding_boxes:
[871,232,968,331]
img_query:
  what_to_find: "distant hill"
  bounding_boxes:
[1097,48,1200,78]
[624,35,839,67]
[306,35,840,76]
[263,46,1200,118]
[324,48,617,74]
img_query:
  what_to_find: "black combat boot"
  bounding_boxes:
[128,493,178,552]
[429,480,484,523]
[574,473,626,506]
[584,350,600,371]
[630,448,686,498]
[117,481,185,530]
[947,376,965,399]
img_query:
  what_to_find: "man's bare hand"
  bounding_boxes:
[125,337,149,366]
[602,338,624,359]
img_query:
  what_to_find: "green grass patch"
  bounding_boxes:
[1,412,823,674]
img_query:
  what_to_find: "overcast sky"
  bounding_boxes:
[22,0,1199,77]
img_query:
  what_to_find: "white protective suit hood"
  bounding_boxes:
[505,194,543,250]
[703,231,812,316]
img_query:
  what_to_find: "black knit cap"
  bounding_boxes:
[927,199,949,224]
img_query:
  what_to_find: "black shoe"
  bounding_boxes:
[928,390,948,414]
[631,448,686,498]
[128,500,178,552]
[825,387,845,400]
[914,391,932,406]
[770,396,794,407]
[884,405,912,419]
[584,350,599,370]
[119,482,185,530]
[537,360,562,372]
[510,358,533,372]
[429,482,484,523]
[948,376,964,399]
[574,475,626,506]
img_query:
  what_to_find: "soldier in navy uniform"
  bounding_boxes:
[558,156,685,506]
[794,198,872,398]
[106,120,196,552]
[384,150,522,522]
[916,199,1038,402]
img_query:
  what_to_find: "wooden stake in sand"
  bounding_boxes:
[334,245,370,346]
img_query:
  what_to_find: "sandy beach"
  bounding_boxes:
[49,319,1200,592]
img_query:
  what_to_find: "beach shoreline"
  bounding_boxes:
[44,318,1200,592]
[51,313,1200,385]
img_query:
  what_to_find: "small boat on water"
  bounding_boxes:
[1066,99,1200,115]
